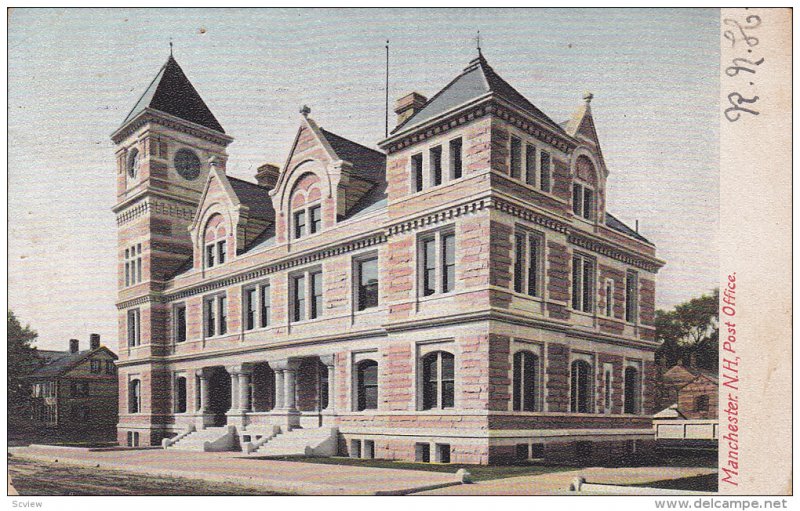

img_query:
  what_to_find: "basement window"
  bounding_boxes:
[415,442,431,463]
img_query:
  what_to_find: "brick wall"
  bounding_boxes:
[487,334,511,411]
[381,342,413,411]
[678,377,718,420]
[546,241,570,320]
[546,343,570,412]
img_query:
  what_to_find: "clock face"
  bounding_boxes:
[174,149,202,181]
[127,149,140,178]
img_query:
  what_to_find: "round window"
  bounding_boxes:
[127,149,140,178]
[174,149,202,181]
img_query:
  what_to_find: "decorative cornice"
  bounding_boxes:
[387,198,490,235]
[111,108,233,147]
[116,198,197,226]
[489,196,570,234]
[491,100,574,154]
[568,232,661,273]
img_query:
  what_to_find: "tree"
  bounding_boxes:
[8,310,40,422]
[655,289,719,371]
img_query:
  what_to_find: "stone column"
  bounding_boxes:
[227,366,240,412]
[239,368,252,412]
[196,369,209,413]
[284,366,297,411]
[320,355,336,413]
[274,369,285,410]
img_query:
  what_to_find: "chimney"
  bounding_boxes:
[69,339,80,354]
[394,92,427,126]
[255,163,280,190]
[90,333,100,351]
[689,352,698,368]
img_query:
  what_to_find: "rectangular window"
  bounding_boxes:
[309,205,322,234]
[106,360,115,375]
[625,271,639,323]
[174,376,187,413]
[422,238,436,297]
[540,151,551,192]
[510,136,522,179]
[525,144,536,186]
[310,271,323,319]
[90,360,102,374]
[205,297,216,337]
[436,443,451,464]
[357,257,379,311]
[572,183,583,217]
[125,249,130,287]
[219,295,227,335]
[127,309,140,347]
[293,275,306,322]
[442,233,455,293]
[217,240,226,264]
[260,284,271,328]
[583,187,594,220]
[206,244,215,268]
[430,146,442,186]
[514,232,526,293]
[528,235,540,297]
[605,281,614,317]
[572,255,595,313]
[244,288,257,331]
[411,153,423,192]
[415,443,431,463]
[350,439,362,459]
[449,138,462,179]
[294,210,306,239]
[174,304,186,342]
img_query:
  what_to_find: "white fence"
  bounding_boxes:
[654,419,718,440]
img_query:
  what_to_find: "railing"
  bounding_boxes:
[161,424,196,448]
[654,419,718,440]
[242,425,282,454]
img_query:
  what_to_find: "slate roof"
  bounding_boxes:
[27,348,117,379]
[393,53,565,136]
[320,128,386,184]
[121,55,225,133]
[227,176,275,221]
[605,212,652,245]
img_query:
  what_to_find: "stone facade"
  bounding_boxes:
[112,52,664,462]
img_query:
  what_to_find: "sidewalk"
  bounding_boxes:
[418,465,717,495]
[9,445,461,496]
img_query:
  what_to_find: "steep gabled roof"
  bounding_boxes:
[605,212,652,245]
[393,53,565,136]
[320,128,386,183]
[27,347,118,379]
[227,176,275,221]
[121,55,225,133]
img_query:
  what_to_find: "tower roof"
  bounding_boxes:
[121,55,225,133]
[392,53,565,135]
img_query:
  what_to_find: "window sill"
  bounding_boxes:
[289,316,323,327]
[570,308,596,318]
[417,290,455,303]
[509,290,544,302]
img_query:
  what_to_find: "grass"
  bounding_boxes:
[629,473,718,492]
[9,456,288,496]
[260,455,574,482]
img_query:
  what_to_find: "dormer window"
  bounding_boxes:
[203,214,227,268]
[572,183,594,221]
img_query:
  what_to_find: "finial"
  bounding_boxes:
[169,39,173,57]
[476,30,482,55]
[583,91,593,103]
[300,105,311,117]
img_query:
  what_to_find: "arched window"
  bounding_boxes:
[127,148,140,178]
[624,366,640,414]
[204,214,227,268]
[512,351,539,411]
[422,351,455,410]
[570,360,593,413]
[290,172,322,240]
[694,394,709,413]
[128,379,141,414]
[356,360,378,411]
[174,376,187,413]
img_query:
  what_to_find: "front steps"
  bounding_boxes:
[165,425,238,452]
[245,426,338,457]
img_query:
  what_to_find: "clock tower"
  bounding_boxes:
[111,54,233,445]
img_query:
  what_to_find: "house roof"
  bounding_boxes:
[227,176,275,221]
[121,55,225,133]
[320,128,386,184]
[27,347,118,379]
[605,212,652,245]
[393,53,565,136]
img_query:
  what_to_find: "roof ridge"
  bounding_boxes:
[320,128,384,157]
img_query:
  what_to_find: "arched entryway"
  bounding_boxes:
[208,367,231,426]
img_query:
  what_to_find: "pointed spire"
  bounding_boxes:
[476,30,482,56]
[169,39,173,57]
[300,105,311,118]
[120,54,224,133]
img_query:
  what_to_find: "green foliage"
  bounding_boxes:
[8,310,40,420]
[655,289,719,370]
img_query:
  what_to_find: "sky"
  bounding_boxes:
[8,8,720,351]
